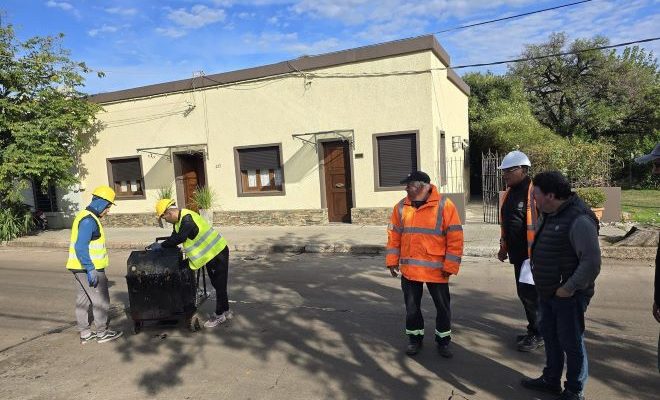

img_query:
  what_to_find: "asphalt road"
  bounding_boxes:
[0,248,657,400]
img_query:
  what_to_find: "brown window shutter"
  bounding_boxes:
[378,134,417,187]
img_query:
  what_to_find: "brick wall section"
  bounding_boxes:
[350,207,392,225]
[103,209,329,227]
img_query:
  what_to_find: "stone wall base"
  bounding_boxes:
[104,213,160,227]
[350,207,391,225]
[214,209,328,226]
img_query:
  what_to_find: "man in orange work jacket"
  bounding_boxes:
[386,171,464,358]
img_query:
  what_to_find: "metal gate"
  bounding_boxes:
[481,151,505,224]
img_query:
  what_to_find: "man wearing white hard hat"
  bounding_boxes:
[634,143,660,372]
[497,150,542,352]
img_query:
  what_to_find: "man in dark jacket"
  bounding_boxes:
[634,143,660,372]
[497,150,542,352]
[521,171,601,400]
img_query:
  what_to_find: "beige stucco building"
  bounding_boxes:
[33,35,469,227]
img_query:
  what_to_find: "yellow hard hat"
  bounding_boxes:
[92,185,116,205]
[155,198,176,217]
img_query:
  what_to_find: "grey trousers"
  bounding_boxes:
[73,270,109,337]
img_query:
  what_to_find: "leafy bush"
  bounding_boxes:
[525,138,613,188]
[0,206,33,241]
[157,185,173,200]
[191,186,215,209]
[575,187,606,208]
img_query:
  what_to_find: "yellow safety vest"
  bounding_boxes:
[66,210,109,270]
[176,209,227,270]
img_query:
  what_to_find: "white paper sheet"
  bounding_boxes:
[274,168,282,186]
[518,259,535,285]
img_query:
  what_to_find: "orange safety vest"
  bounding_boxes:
[499,181,538,258]
[385,185,464,283]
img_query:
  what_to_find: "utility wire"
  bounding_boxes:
[432,0,594,35]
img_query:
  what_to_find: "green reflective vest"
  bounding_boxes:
[176,209,227,270]
[66,210,109,270]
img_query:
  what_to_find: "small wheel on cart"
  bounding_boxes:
[189,315,201,332]
[133,321,142,334]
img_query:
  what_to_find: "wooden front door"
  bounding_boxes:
[323,141,353,223]
[178,154,206,212]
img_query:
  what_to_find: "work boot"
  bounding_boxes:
[520,375,562,395]
[437,344,453,359]
[80,332,96,345]
[518,335,544,352]
[405,341,422,356]
[97,330,123,344]
[555,390,585,400]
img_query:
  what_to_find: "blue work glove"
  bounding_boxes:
[86,269,99,288]
[149,242,163,251]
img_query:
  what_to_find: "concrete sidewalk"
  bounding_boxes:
[3,221,654,260]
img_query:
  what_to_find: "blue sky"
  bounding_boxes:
[3,0,659,94]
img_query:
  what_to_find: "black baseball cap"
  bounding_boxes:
[400,171,431,184]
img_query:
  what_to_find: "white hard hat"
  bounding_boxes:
[498,150,531,169]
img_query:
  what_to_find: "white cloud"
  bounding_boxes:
[268,16,279,24]
[46,0,73,11]
[45,0,80,17]
[156,27,187,38]
[242,32,341,55]
[105,7,138,16]
[167,5,226,29]
[88,25,120,37]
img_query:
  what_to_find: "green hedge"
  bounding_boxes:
[523,138,613,188]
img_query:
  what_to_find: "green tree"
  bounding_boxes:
[463,72,557,153]
[0,24,101,238]
[509,32,660,186]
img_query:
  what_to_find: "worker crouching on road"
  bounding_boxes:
[151,199,232,328]
[386,171,464,358]
[66,185,123,344]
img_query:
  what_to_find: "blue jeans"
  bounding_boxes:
[539,293,589,394]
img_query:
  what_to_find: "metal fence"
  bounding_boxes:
[441,156,468,194]
[481,151,505,224]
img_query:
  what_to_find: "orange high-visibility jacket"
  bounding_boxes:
[499,182,538,258]
[385,185,464,283]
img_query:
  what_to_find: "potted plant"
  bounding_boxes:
[191,186,216,224]
[157,184,173,200]
[575,187,606,220]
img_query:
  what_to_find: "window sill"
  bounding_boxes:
[237,190,286,197]
[114,194,147,201]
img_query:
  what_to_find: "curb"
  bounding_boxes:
[2,239,654,260]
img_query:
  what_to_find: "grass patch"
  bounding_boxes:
[621,190,660,224]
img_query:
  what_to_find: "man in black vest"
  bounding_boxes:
[521,171,601,400]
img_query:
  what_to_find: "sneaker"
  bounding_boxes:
[97,330,123,344]
[556,390,584,400]
[80,332,97,344]
[405,341,422,356]
[223,310,234,320]
[204,312,228,328]
[437,344,453,359]
[516,333,527,343]
[521,375,562,395]
[518,335,544,352]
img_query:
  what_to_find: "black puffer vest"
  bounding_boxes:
[531,195,599,299]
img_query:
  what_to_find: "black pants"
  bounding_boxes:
[205,247,230,315]
[514,261,540,336]
[401,275,451,345]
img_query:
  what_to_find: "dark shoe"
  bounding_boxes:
[406,341,422,356]
[521,375,562,395]
[556,390,584,400]
[518,335,544,352]
[437,344,453,359]
[516,334,527,344]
